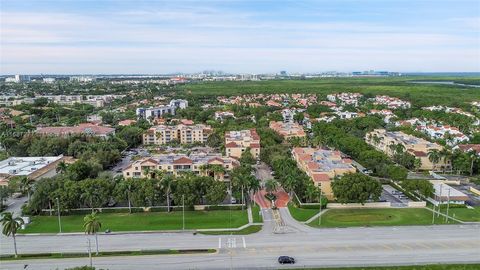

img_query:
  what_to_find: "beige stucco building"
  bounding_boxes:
[292,148,356,200]
[365,129,448,171]
[143,124,212,145]
[122,153,238,181]
[225,129,261,159]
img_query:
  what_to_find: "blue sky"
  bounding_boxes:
[1,0,479,74]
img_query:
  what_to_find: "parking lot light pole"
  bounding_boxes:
[318,190,322,226]
[56,197,62,233]
[445,189,451,223]
[182,195,185,230]
[432,203,436,224]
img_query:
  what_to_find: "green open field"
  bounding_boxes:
[308,208,454,228]
[290,264,480,270]
[288,203,320,222]
[438,206,480,222]
[21,210,248,233]
[180,77,480,107]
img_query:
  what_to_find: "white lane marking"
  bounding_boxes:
[218,238,222,249]
[7,202,14,206]
[242,237,246,248]
[227,238,236,248]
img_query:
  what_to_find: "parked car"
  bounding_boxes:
[278,256,295,264]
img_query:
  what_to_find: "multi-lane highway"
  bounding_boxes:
[1,222,479,269]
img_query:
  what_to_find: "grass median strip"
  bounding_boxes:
[199,225,262,235]
[308,208,454,228]
[252,204,263,223]
[0,249,216,261]
[21,210,249,233]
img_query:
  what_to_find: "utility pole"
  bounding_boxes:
[56,197,62,233]
[431,203,436,224]
[182,195,185,230]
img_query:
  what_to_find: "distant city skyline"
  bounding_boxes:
[1,0,479,74]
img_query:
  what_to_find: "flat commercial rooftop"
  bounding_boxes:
[0,156,63,176]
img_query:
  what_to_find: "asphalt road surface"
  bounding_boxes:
[2,224,479,269]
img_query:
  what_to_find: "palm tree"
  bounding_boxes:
[56,161,68,174]
[84,212,102,255]
[1,212,24,258]
[160,175,174,212]
[19,177,34,201]
[439,148,452,173]
[468,150,478,176]
[414,158,422,172]
[395,144,405,155]
[265,179,279,195]
[116,179,135,213]
[428,149,441,172]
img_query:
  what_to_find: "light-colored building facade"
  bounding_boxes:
[122,153,238,181]
[143,124,212,145]
[292,148,356,199]
[365,129,448,171]
[225,129,261,159]
[269,121,306,139]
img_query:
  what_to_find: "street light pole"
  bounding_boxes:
[56,197,62,233]
[87,238,92,267]
[182,195,185,230]
[318,189,322,226]
[445,189,451,223]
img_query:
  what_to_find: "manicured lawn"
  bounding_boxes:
[288,264,480,270]
[21,210,249,233]
[308,208,453,228]
[288,203,320,222]
[251,204,263,223]
[438,206,480,222]
[199,225,262,235]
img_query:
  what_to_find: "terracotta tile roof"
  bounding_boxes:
[225,142,239,148]
[173,157,193,164]
[313,173,331,182]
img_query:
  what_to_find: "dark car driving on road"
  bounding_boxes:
[278,256,295,264]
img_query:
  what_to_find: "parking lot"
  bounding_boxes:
[381,185,413,207]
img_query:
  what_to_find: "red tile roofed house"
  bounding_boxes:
[36,123,115,138]
[455,144,480,155]
[225,129,261,159]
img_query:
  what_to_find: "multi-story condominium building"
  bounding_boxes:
[0,155,74,185]
[292,148,356,199]
[36,123,115,138]
[143,124,212,145]
[5,75,31,83]
[169,99,188,109]
[269,121,306,139]
[136,99,188,123]
[136,105,175,122]
[225,129,261,159]
[365,129,448,171]
[122,153,238,181]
